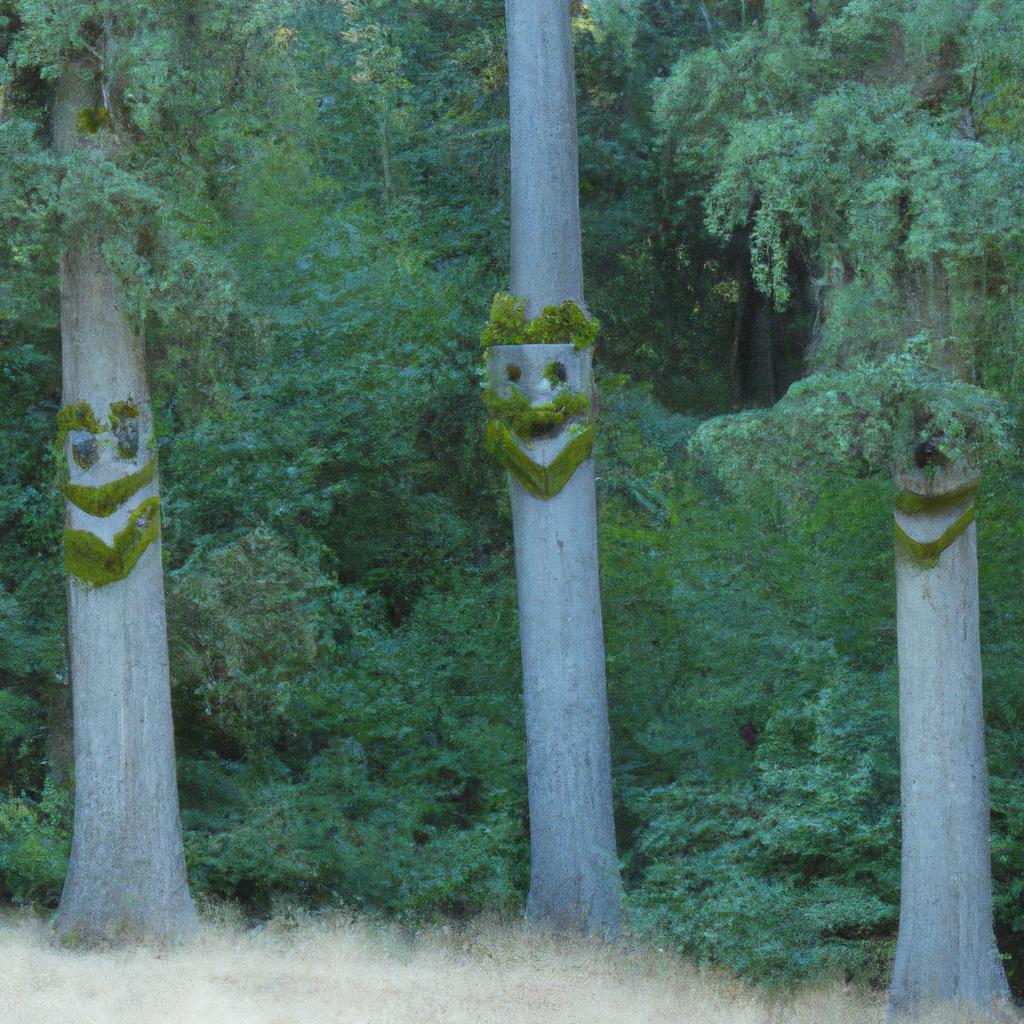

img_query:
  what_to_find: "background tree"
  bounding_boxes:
[889,462,1009,1015]
[52,60,194,941]
[654,5,1024,998]
[483,0,621,934]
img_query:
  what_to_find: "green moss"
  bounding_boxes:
[55,403,103,452]
[63,458,157,517]
[894,503,976,569]
[893,479,980,514]
[481,293,599,349]
[64,496,161,587]
[77,107,110,134]
[483,387,591,439]
[485,420,595,499]
[108,400,140,423]
[543,361,568,387]
[530,301,599,349]
[481,293,527,347]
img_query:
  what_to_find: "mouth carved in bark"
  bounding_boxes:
[55,402,105,451]
[482,385,591,439]
[64,496,161,587]
[485,420,595,499]
[483,340,597,500]
[893,479,980,569]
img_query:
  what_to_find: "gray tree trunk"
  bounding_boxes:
[888,464,1010,1018]
[500,0,622,934]
[53,65,195,943]
[747,293,775,406]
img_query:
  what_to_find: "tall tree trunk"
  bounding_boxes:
[888,464,1009,1017]
[730,240,777,407]
[53,64,195,943]
[494,0,622,934]
[746,292,775,405]
[730,255,752,408]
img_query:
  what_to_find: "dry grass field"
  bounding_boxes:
[0,910,1009,1024]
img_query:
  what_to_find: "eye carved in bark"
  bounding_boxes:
[55,402,104,452]
[71,432,100,470]
[913,437,948,469]
[112,416,140,459]
[56,399,142,456]
[544,361,568,386]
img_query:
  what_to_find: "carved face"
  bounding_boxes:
[484,343,597,499]
[486,342,595,470]
[60,400,160,582]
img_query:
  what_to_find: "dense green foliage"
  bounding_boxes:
[2,0,1024,993]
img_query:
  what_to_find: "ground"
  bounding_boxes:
[0,911,999,1023]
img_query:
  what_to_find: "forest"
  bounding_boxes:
[2,0,1024,1019]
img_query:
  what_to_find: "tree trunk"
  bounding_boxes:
[46,674,73,790]
[747,292,775,405]
[498,0,622,934]
[730,241,777,407]
[53,64,195,943]
[730,257,752,408]
[888,464,1009,1017]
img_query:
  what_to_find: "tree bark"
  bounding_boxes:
[46,675,73,790]
[500,0,622,934]
[888,464,1009,1018]
[53,64,195,943]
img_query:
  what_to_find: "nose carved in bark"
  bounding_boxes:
[113,416,139,459]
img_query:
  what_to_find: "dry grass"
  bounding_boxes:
[0,910,1008,1024]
